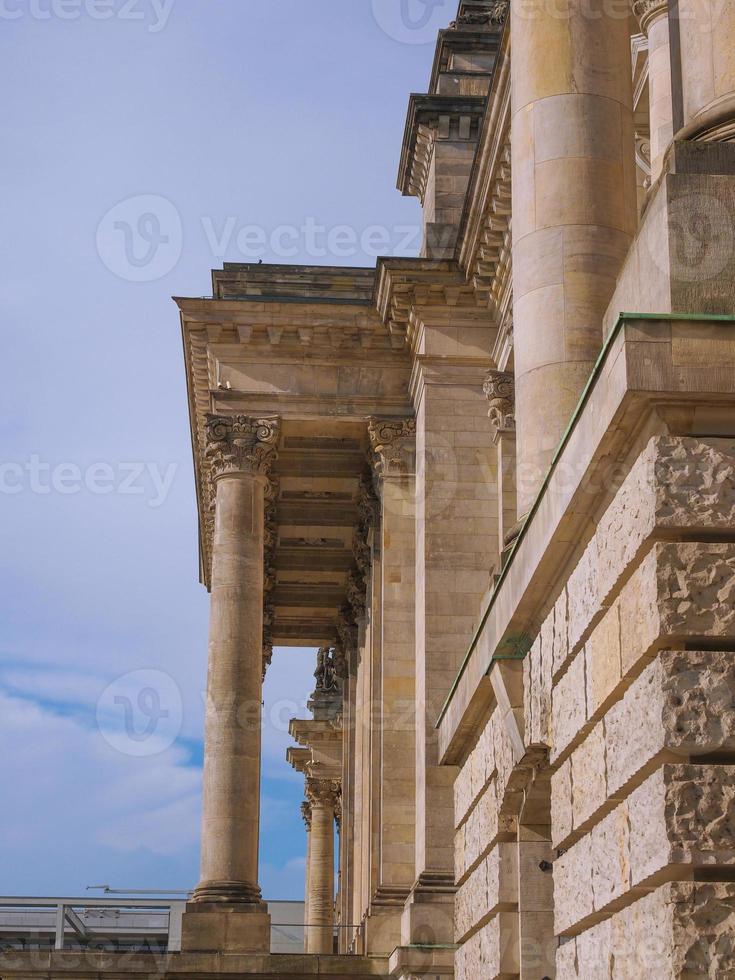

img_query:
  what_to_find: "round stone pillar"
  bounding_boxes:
[676,0,735,140]
[635,1,674,179]
[305,778,339,954]
[192,415,280,908]
[301,800,312,944]
[511,0,638,514]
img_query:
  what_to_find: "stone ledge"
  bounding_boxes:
[438,317,735,766]
[0,950,391,979]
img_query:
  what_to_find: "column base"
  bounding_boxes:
[362,886,410,956]
[389,944,456,979]
[180,902,271,953]
[400,872,456,947]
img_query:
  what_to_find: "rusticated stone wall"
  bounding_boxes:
[453,436,735,979]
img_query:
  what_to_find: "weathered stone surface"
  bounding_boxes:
[629,765,735,887]
[567,535,601,654]
[455,855,488,942]
[455,914,519,980]
[524,633,552,748]
[590,805,630,913]
[558,764,735,932]
[571,722,607,831]
[551,649,587,762]
[584,603,621,718]
[606,651,735,798]
[551,758,573,849]
[551,588,569,677]
[554,834,594,935]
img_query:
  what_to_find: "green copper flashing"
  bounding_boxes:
[436,311,735,729]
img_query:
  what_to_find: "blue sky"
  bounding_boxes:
[0,1,439,899]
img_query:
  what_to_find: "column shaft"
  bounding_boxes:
[306,799,335,954]
[641,3,674,178]
[511,0,637,513]
[676,0,735,139]
[195,472,266,903]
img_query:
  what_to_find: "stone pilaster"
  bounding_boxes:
[182,414,279,953]
[484,371,517,555]
[364,418,417,955]
[404,311,499,948]
[305,778,340,954]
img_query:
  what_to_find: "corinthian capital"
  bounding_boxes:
[300,800,312,830]
[483,371,515,435]
[205,414,280,480]
[631,0,668,33]
[306,777,341,811]
[367,417,416,480]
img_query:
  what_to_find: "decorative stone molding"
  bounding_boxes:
[300,800,312,831]
[632,0,668,33]
[334,605,357,679]
[306,777,341,812]
[204,414,280,481]
[483,370,515,434]
[368,417,417,480]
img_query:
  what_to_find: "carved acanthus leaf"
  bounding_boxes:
[483,370,515,434]
[306,777,341,811]
[631,0,668,32]
[368,417,416,480]
[205,414,280,480]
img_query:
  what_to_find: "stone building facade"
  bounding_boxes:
[4,1,735,978]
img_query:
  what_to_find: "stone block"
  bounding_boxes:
[454,856,488,942]
[554,834,594,936]
[606,650,735,799]
[524,633,552,748]
[551,758,573,849]
[551,588,569,676]
[555,937,579,979]
[567,535,601,653]
[628,764,735,887]
[584,603,621,717]
[590,805,630,913]
[180,905,270,954]
[571,722,607,831]
[486,842,518,914]
[551,649,587,762]
[610,881,735,978]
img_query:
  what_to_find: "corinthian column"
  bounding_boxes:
[511,0,637,514]
[305,777,339,954]
[182,414,280,954]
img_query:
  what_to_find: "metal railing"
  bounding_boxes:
[0,897,186,952]
[0,899,364,955]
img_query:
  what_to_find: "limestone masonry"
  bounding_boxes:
[5,1,735,977]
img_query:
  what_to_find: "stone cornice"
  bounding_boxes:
[374,257,483,349]
[368,417,417,481]
[397,94,487,202]
[456,17,511,314]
